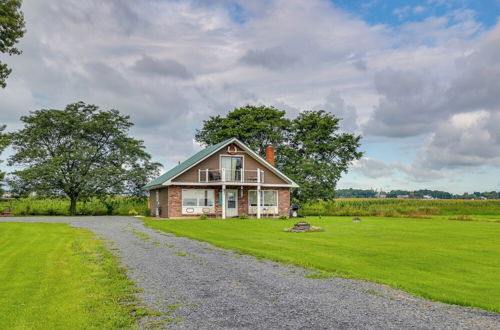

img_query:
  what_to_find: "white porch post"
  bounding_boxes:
[221,184,226,219]
[257,185,261,219]
[257,168,261,219]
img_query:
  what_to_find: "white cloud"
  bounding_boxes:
[352,157,394,178]
[0,0,498,190]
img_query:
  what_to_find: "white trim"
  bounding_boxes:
[181,189,215,215]
[164,182,294,187]
[234,139,299,187]
[224,189,238,217]
[161,138,299,187]
[219,154,245,182]
[249,189,278,216]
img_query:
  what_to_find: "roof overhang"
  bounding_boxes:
[144,138,299,190]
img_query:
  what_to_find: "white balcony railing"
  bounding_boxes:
[198,169,264,183]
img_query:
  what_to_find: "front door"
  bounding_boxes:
[225,189,238,217]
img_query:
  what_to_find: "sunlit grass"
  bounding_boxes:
[0,223,143,329]
[144,216,500,313]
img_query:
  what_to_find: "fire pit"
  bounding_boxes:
[284,221,323,233]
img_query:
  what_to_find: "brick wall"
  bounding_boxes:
[277,188,291,217]
[152,185,290,219]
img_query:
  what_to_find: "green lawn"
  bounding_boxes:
[144,216,500,313]
[0,223,141,329]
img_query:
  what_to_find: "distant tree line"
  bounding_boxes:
[335,188,500,200]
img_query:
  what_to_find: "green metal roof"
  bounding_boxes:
[144,138,234,189]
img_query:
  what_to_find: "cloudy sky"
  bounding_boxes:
[1,0,500,193]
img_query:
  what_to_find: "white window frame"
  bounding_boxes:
[219,155,245,181]
[248,190,278,215]
[182,189,215,215]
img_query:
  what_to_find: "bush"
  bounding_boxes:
[128,209,138,216]
[279,215,288,220]
[199,214,208,220]
[238,214,249,219]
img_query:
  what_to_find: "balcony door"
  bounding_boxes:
[220,156,243,181]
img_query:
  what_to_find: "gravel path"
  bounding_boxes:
[2,216,498,329]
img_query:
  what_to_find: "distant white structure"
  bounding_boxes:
[397,195,409,199]
[422,195,434,200]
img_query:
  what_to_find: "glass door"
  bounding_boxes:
[221,156,243,181]
[225,190,238,217]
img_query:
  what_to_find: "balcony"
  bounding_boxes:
[198,169,265,183]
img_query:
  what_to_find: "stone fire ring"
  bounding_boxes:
[284,221,323,232]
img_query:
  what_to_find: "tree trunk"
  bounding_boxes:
[69,196,78,216]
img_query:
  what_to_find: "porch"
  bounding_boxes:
[198,169,265,184]
[173,185,289,219]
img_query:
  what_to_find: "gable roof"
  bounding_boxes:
[144,138,298,189]
[144,138,233,189]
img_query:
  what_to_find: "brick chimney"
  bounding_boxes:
[265,145,275,166]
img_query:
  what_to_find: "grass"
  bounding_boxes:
[143,216,500,313]
[0,196,150,216]
[301,198,500,217]
[0,222,144,329]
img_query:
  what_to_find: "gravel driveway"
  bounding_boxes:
[2,216,498,329]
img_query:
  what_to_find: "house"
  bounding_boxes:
[144,138,299,219]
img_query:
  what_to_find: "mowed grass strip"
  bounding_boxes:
[144,216,500,313]
[0,223,140,329]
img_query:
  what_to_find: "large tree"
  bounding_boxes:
[195,105,290,156]
[0,125,8,195]
[0,0,25,88]
[282,110,362,201]
[8,102,161,214]
[195,106,362,202]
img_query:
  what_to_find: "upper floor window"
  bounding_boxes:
[221,156,243,181]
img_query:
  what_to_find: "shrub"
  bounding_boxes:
[128,209,138,216]
[238,214,249,219]
[279,215,288,220]
[199,214,208,220]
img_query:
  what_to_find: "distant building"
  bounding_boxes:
[422,195,434,200]
[397,195,409,199]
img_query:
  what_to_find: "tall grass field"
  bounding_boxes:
[2,197,499,218]
[300,198,500,218]
[0,196,150,216]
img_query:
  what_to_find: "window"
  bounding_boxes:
[182,189,215,207]
[221,156,243,181]
[248,190,278,207]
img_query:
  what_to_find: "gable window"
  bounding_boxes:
[182,189,215,214]
[248,190,278,214]
[221,156,243,181]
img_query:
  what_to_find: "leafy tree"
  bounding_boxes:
[0,0,26,88]
[0,125,9,195]
[195,105,290,156]
[195,106,362,202]
[282,110,362,201]
[8,102,161,215]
